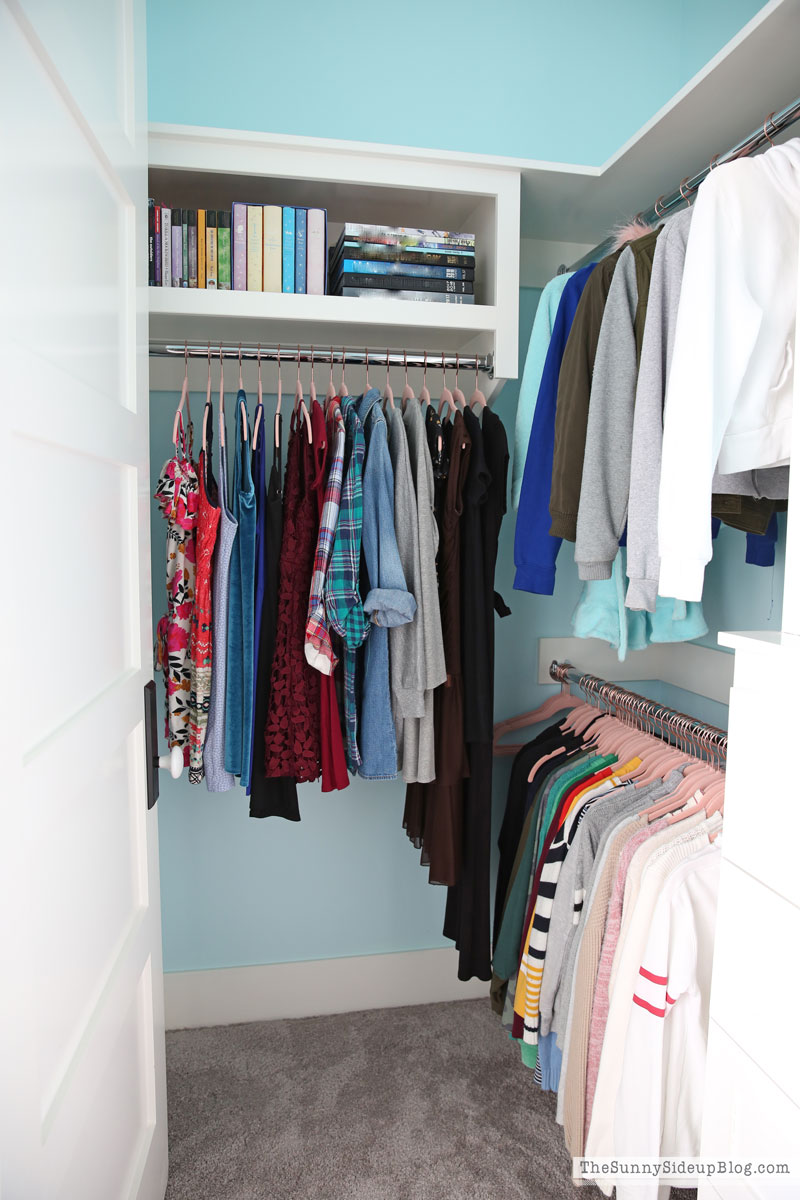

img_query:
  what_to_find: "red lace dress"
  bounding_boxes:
[265,412,322,783]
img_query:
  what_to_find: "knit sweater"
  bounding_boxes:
[612,846,721,1200]
[512,272,573,509]
[514,265,595,595]
[658,139,800,602]
[574,230,661,581]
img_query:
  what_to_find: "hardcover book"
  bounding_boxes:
[187,209,198,288]
[247,206,263,291]
[181,210,189,287]
[337,286,474,304]
[337,258,473,281]
[206,210,217,289]
[161,206,172,288]
[218,211,231,289]
[332,239,475,269]
[263,206,282,292]
[332,272,473,295]
[154,204,162,286]
[232,202,247,291]
[306,208,327,295]
[282,207,295,294]
[171,209,182,286]
[198,209,206,288]
[148,199,155,286]
[340,223,475,248]
[294,208,307,294]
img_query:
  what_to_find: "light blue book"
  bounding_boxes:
[340,258,469,280]
[282,207,295,293]
[294,208,307,293]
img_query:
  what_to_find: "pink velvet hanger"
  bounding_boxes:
[252,344,264,448]
[218,345,226,451]
[201,343,212,457]
[383,348,395,411]
[452,355,467,409]
[438,359,456,419]
[338,345,349,400]
[492,683,582,756]
[401,351,415,411]
[294,346,313,444]
[172,342,193,453]
[470,359,487,411]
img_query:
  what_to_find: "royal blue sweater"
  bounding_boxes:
[514,264,596,594]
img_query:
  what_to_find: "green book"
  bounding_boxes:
[217,210,231,290]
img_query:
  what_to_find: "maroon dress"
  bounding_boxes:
[265,411,322,783]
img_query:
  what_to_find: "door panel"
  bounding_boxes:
[0,1,167,1197]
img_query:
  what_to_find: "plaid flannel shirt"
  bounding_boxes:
[325,393,370,771]
[305,406,346,675]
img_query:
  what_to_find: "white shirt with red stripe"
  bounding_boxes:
[612,842,722,1200]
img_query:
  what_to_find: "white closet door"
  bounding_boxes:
[0,2,167,1199]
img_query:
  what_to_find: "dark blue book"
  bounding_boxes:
[339,258,472,281]
[294,208,307,294]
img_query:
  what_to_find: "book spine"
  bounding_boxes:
[247,205,263,291]
[171,209,182,286]
[198,209,206,288]
[153,204,162,285]
[263,205,282,292]
[181,211,188,287]
[332,238,475,266]
[338,287,474,305]
[306,208,326,295]
[294,208,307,294]
[148,199,155,285]
[281,207,295,293]
[187,210,197,287]
[232,202,247,291]
[206,211,217,289]
[335,273,473,294]
[218,212,231,289]
[161,207,172,288]
[337,258,473,280]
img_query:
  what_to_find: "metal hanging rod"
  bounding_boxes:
[570,94,800,270]
[149,341,494,377]
[549,661,727,764]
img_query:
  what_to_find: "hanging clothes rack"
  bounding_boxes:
[149,341,494,377]
[549,660,727,765]
[570,93,800,270]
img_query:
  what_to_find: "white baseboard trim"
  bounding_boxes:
[164,948,489,1030]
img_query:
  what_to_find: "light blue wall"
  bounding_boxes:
[146,0,766,165]
[148,0,781,973]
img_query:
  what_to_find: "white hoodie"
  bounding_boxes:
[657,139,800,602]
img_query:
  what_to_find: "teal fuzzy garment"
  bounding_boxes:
[572,549,707,660]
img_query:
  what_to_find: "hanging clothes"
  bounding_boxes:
[188,438,220,783]
[265,412,322,783]
[307,398,349,793]
[204,411,237,793]
[249,411,300,819]
[154,414,199,766]
[356,387,415,780]
[444,406,508,982]
[404,409,471,885]
[224,391,257,780]
[325,392,370,773]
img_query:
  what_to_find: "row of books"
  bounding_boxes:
[329,224,477,304]
[147,202,327,293]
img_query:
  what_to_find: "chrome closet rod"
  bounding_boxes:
[569,93,800,270]
[149,341,494,377]
[549,660,728,764]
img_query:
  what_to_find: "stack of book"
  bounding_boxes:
[328,225,476,304]
[147,201,327,294]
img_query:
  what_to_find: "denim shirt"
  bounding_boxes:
[356,389,416,778]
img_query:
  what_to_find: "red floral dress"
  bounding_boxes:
[154,421,199,765]
[188,449,220,783]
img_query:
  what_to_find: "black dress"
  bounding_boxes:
[444,407,509,981]
[249,413,300,820]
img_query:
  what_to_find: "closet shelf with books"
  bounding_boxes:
[147,124,521,391]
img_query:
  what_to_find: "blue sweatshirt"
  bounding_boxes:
[514,264,596,594]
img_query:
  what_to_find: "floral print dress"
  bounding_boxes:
[154,417,199,765]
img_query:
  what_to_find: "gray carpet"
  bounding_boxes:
[165,998,695,1200]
